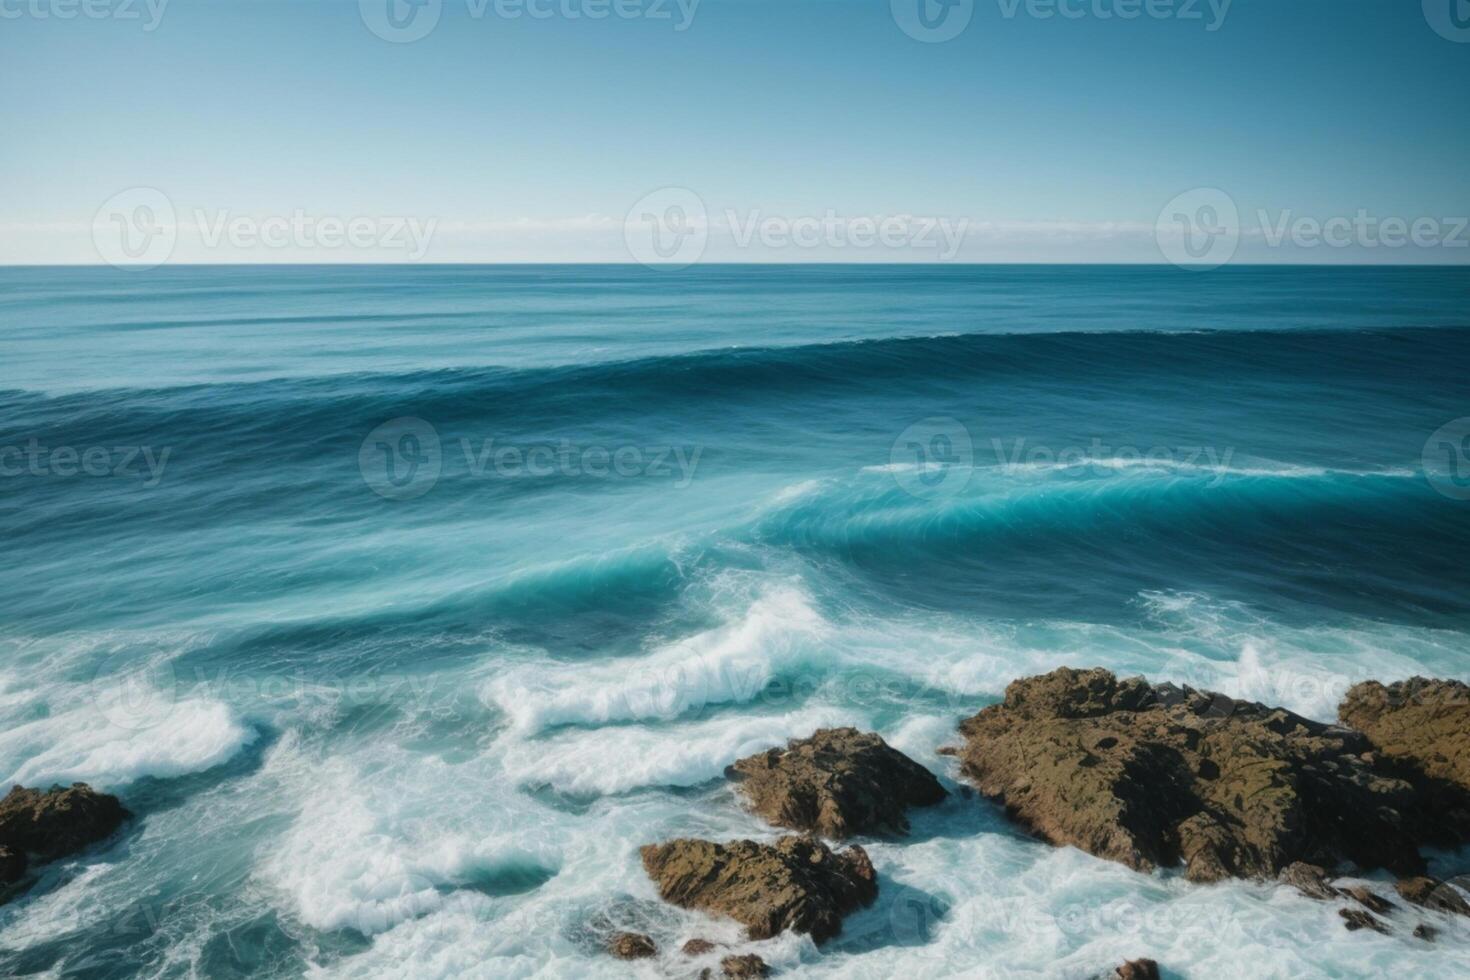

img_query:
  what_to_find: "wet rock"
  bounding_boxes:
[1114,959,1160,980]
[1415,923,1438,942]
[1342,885,1395,915]
[640,835,877,944]
[682,938,719,956]
[729,728,946,838]
[1339,908,1388,933]
[607,931,657,959]
[955,668,1443,883]
[0,784,128,862]
[720,953,770,978]
[1280,862,1339,900]
[1339,678,1470,794]
[0,846,25,886]
[1396,876,1470,916]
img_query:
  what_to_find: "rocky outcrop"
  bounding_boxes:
[607,932,657,959]
[0,784,128,905]
[682,938,719,956]
[729,728,946,838]
[640,836,877,943]
[1340,678,1470,810]
[0,784,128,862]
[955,668,1457,883]
[1280,862,1339,900]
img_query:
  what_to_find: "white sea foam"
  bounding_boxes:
[484,586,829,734]
[498,705,852,796]
[0,696,256,789]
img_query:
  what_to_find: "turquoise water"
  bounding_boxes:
[2,265,1469,978]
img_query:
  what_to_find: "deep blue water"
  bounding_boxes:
[1,265,1469,979]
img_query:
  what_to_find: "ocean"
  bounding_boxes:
[1,264,1469,978]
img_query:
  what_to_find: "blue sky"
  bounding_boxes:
[3,0,1469,263]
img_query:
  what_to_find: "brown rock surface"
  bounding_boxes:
[729,728,945,838]
[0,784,127,862]
[1396,876,1470,916]
[1279,862,1339,900]
[682,938,719,956]
[1339,678,1470,790]
[956,668,1449,882]
[640,836,877,944]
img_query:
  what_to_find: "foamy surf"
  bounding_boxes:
[483,586,830,734]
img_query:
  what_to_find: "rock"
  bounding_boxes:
[682,938,719,956]
[1280,862,1339,900]
[640,836,877,944]
[1415,923,1438,942]
[1341,885,1395,915]
[0,784,128,862]
[1339,908,1388,933]
[1115,960,1160,980]
[607,932,657,959]
[955,668,1446,883]
[1339,678,1470,794]
[1396,876,1470,916]
[729,728,946,838]
[0,846,26,886]
[720,954,770,978]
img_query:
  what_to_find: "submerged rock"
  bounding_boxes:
[955,668,1451,882]
[640,835,877,944]
[607,932,657,960]
[0,846,26,887]
[729,728,946,838]
[1339,907,1389,933]
[1114,959,1160,980]
[719,953,770,978]
[0,784,128,862]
